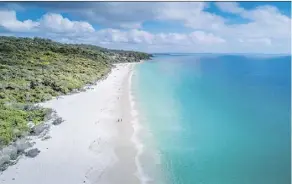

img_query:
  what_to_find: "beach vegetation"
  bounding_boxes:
[0,36,152,146]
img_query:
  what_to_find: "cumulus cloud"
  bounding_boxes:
[39,13,94,33]
[215,2,244,14]
[127,29,154,44]
[214,2,290,53]
[24,2,159,29]
[26,2,289,43]
[0,10,39,32]
[189,31,226,44]
[9,2,222,30]
[156,2,226,30]
[0,2,290,53]
[91,29,225,46]
[48,28,226,53]
[154,33,189,45]
[213,5,290,43]
[239,37,272,45]
[0,10,95,34]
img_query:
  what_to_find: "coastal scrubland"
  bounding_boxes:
[0,36,151,147]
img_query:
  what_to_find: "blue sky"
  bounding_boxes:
[0,2,291,53]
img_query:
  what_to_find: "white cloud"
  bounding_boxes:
[39,13,94,33]
[154,33,189,45]
[239,38,272,45]
[20,2,221,30]
[157,2,226,31]
[128,29,154,44]
[95,29,128,43]
[241,5,291,39]
[0,10,38,32]
[89,29,225,46]
[37,2,158,29]
[0,10,95,34]
[0,2,290,54]
[215,2,244,14]
[189,31,226,44]
[213,3,291,53]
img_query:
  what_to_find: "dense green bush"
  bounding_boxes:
[0,36,151,145]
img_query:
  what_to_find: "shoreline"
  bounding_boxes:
[0,63,145,184]
[129,66,150,184]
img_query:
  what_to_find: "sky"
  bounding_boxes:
[0,2,291,54]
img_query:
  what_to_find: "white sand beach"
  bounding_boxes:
[0,63,141,184]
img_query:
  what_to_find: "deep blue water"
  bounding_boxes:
[133,54,291,184]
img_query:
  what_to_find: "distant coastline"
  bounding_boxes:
[152,52,291,56]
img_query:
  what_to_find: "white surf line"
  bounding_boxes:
[128,66,152,184]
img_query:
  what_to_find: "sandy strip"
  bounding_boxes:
[0,63,140,184]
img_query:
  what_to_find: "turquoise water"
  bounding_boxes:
[133,54,291,184]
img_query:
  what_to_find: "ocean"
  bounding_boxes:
[132,54,291,184]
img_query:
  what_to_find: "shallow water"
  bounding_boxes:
[133,54,291,184]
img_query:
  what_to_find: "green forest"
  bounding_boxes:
[0,36,152,146]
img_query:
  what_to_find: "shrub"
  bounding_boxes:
[0,36,151,146]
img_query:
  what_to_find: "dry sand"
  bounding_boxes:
[0,63,142,184]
